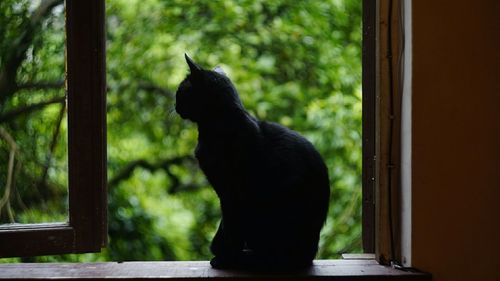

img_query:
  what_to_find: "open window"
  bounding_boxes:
[0,0,432,278]
[0,0,106,257]
[0,0,380,262]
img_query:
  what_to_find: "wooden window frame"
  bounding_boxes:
[362,0,376,254]
[374,0,410,266]
[0,0,107,258]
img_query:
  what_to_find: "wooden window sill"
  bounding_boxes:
[0,260,430,280]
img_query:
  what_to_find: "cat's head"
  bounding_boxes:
[175,54,243,122]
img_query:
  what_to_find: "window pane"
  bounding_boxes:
[0,1,67,224]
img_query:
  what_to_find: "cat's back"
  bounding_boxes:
[256,120,329,189]
[259,120,308,147]
[258,120,326,166]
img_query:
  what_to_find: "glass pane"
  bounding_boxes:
[0,1,67,224]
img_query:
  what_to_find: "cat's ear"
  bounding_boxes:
[185,53,202,77]
[213,66,227,76]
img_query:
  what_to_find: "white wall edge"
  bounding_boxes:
[401,0,413,267]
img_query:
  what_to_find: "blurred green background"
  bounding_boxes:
[0,0,361,262]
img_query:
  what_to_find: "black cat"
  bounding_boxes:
[175,54,330,271]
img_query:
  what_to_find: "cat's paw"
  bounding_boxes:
[209,256,225,269]
[210,256,240,269]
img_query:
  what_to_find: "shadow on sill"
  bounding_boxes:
[0,259,430,280]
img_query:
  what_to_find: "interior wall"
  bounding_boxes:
[411,1,500,281]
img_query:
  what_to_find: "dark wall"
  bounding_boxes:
[412,1,500,280]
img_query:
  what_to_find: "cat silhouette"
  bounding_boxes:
[175,54,330,271]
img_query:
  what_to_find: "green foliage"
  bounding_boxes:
[0,0,67,225]
[0,0,362,262]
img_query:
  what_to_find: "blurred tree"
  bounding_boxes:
[0,0,67,225]
[0,0,362,262]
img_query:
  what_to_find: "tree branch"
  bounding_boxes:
[108,155,198,193]
[0,127,18,222]
[17,80,64,91]
[0,0,64,108]
[2,79,172,123]
[38,101,66,190]
[0,96,65,123]
[137,82,174,98]
[16,80,173,96]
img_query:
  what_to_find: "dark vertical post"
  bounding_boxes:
[66,0,107,250]
[362,0,376,253]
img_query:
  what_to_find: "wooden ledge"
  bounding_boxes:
[0,260,430,280]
